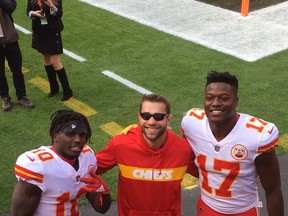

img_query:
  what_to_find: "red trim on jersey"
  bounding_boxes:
[50,146,77,166]
[15,164,43,183]
[257,137,279,153]
[236,113,240,121]
[82,146,93,154]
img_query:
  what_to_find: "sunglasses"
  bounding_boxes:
[140,112,168,121]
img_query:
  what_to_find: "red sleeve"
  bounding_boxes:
[96,139,117,174]
[186,149,199,178]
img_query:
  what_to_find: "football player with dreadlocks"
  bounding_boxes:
[12,110,111,216]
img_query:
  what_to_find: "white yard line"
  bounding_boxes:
[63,49,86,62]
[80,0,288,62]
[102,70,153,94]
[14,24,31,35]
[14,24,86,62]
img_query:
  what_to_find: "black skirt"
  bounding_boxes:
[32,27,63,55]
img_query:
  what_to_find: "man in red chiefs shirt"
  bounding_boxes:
[96,93,198,216]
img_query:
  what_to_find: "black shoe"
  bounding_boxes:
[61,93,73,101]
[2,97,12,111]
[48,91,59,97]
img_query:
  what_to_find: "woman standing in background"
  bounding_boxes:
[27,0,73,101]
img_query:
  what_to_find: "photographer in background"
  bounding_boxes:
[27,0,73,101]
[0,0,34,111]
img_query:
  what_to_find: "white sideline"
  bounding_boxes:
[14,24,86,62]
[80,0,288,62]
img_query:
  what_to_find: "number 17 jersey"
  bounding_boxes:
[181,108,279,214]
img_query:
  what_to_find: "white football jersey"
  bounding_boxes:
[15,145,96,216]
[181,108,279,214]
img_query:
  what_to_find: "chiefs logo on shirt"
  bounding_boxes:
[231,144,248,160]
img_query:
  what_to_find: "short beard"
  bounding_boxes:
[142,125,167,142]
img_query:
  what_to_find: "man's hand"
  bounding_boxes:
[79,170,109,194]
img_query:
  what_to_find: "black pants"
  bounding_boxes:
[0,41,26,99]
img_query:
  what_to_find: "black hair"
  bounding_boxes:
[49,110,92,143]
[206,71,238,94]
[139,93,171,114]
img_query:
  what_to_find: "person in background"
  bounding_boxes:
[96,93,198,216]
[0,0,34,111]
[11,110,111,215]
[181,71,284,216]
[26,0,73,101]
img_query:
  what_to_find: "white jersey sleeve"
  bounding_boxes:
[15,145,96,216]
[257,121,279,153]
[181,108,279,214]
[15,147,46,190]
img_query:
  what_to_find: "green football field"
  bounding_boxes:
[1,0,287,213]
